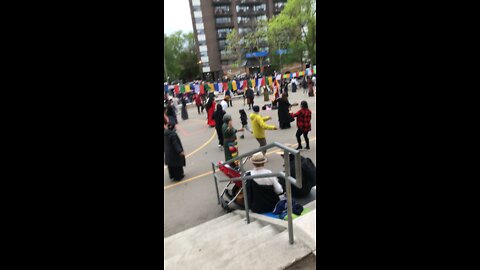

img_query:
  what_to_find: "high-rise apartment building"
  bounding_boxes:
[188,0,287,80]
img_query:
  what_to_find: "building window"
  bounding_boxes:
[214,6,230,14]
[237,16,250,24]
[256,15,266,21]
[202,62,210,68]
[215,17,231,24]
[195,18,203,23]
[253,4,266,12]
[198,40,207,46]
[238,28,251,35]
[236,6,249,13]
[200,51,208,58]
[196,29,205,35]
[217,28,232,39]
[192,5,201,12]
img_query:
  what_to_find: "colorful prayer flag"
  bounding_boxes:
[251,79,255,88]
[164,84,168,92]
[185,84,191,92]
[247,79,252,88]
[261,77,266,86]
[180,84,185,93]
[243,80,247,89]
[174,85,179,94]
[232,81,237,90]
[194,84,200,93]
[223,82,228,91]
[228,81,233,90]
[200,84,205,95]
[268,76,273,86]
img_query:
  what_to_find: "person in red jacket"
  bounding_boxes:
[194,93,204,114]
[291,100,312,150]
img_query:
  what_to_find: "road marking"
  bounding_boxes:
[164,129,217,169]
[185,129,216,159]
[164,137,316,190]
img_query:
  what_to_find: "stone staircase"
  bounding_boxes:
[164,200,316,270]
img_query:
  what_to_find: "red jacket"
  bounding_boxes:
[194,95,202,105]
[292,108,312,132]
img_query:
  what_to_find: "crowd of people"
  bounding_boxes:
[164,73,315,182]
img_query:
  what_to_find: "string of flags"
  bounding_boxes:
[164,67,316,95]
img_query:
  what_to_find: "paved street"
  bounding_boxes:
[164,88,317,237]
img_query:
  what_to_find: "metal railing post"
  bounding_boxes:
[240,158,250,224]
[212,163,220,204]
[294,152,302,188]
[284,150,294,245]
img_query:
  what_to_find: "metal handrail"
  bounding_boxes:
[211,142,302,245]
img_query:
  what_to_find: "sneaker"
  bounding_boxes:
[305,146,310,150]
[218,144,222,148]
[296,145,303,150]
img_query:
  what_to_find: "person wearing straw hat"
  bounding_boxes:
[249,152,284,195]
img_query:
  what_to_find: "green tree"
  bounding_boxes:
[164,31,200,82]
[267,0,316,68]
[226,29,243,68]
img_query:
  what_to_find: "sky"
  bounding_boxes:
[164,0,194,35]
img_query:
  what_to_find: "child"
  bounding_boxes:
[239,109,252,139]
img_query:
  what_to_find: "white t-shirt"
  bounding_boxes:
[220,100,228,111]
[250,167,284,195]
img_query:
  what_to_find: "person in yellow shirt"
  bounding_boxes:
[250,105,277,157]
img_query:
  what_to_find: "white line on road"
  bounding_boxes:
[164,137,317,190]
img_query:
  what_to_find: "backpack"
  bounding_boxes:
[279,155,316,198]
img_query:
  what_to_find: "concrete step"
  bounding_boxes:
[164,213,233,242]
[164,216,247,260]
[165,222,272,269]
[164,214,239,258]
[303,199,316,210]
[222,231,311,270]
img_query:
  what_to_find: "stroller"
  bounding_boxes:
[217,156,251,212]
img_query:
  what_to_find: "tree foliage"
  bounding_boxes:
[164,31,200,83]
[267,0,316,68]
[226,28,243,68]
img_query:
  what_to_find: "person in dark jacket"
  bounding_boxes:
[225,89,233,107]
[164,123,185,181]
[165,99,177,125]
[245,87,255,110]
[273,93,293,129]
[181,96,189,120]
[213,104,226,149]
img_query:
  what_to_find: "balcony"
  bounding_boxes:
[213,0,231,5]
[237,0,266,5]
[236,9,266,16]
[214,9,231,16]
[216,21,234,28]
[217,32,231,39]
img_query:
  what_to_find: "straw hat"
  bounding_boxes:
[251,152,267,165]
